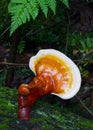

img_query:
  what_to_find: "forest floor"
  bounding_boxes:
[0,44,93,130]
[0,86,93,130]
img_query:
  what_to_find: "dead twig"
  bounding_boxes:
[77,49,93,65]
[76,95,93,117]
[0,25,10,39]
[0,62,28,67]
[25,18,66,37]
[76,49,93,116]
[0,68,4,73]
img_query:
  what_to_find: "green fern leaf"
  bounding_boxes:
[11,0,27,4]
[37,0,48,17]
[9,0,69,35]
[9,2,29,35]
[9,0,39,35]
[8,3,22,14]
[20,11,27,24]
[60,0,69,8]
[46,0,56,14]
[9,3,23,35]
[10,21,19,35]
[20,3,31,23]
[27,0,39,20]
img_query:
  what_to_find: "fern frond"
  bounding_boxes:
[9,0,69,35]
[60,0,69,8]
[36,0,48,17]
[9,0,39,35]
[10,0,27,4]
[27,0,38,20]
[9,3,23,35]
[46,0,56,14]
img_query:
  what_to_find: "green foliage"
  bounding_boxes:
[8,0,69,35]
[0,86,18,129]
[60,0,69,7]
[0,124,8,129]
[16,67,33,76]
[31,30,59,45]
[0,70,7,86]
[31,100,93,130]
[18,40,26,54]
[68,32,93,78]
[0,86,93,129]
[80,36,93,54]
[68,33,93,57]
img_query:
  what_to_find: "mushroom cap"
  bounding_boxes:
[29,49,81,99]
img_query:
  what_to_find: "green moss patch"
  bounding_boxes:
[0,86,93,130]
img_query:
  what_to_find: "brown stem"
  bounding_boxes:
[18,73,55,120]
[77,49,93,65]
[0,25,10,39]
[0,61,28,67]
[76,95,93,117]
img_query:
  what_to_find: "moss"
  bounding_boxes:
[0,124,9,129]
[0,86,93,130]
[31,101,93,130]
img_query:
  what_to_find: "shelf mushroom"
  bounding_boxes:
[18,49,81,120]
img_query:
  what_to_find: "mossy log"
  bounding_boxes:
[0,86,93,130]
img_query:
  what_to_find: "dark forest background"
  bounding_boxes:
[0,0,93,129]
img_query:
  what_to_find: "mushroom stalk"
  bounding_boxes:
[18,73,55,120]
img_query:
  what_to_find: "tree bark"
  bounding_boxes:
[5,28,20,87]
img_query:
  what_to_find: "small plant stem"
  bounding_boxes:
[76,95,93,117]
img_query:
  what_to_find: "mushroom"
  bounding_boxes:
[18,49,81,120]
